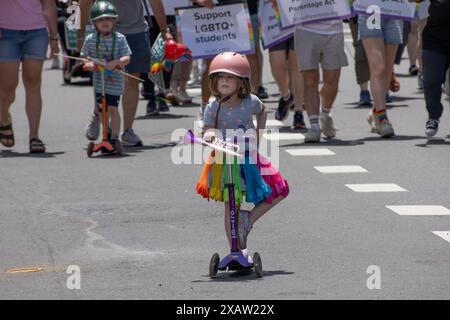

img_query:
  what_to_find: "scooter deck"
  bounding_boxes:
[218,252,253,271]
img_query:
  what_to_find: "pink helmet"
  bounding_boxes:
[209,52,251,79]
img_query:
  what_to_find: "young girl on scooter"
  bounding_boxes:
[196,52,289,262]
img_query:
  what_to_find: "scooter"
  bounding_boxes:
[183,130,263,278]
[87,67,122,157]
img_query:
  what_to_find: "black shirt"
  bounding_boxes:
[422,0,450,52]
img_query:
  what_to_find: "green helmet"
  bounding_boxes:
[91,1,118,21]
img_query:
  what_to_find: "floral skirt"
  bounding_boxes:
[196,151,289,205]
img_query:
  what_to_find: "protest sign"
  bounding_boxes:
[259,0,294,49]
[176,2,254,59]
[275,0,353,29]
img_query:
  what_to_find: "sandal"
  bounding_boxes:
[29,138,46,153]
[0,118,15,148]
[390,73,400,92]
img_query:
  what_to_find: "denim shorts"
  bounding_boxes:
[0,28,49,62]
[124,31,151,73]
[358,15,403,45]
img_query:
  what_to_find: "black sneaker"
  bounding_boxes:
[425,119,439,137]
[257,86,269,99]
[275,94,294,121]
[146,98,159,116]
[409,65,419,76]
[293,111,306,129]
[157,93,170,112]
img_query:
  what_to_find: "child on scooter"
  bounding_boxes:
[196,52,289,262]
[81,1,130,146]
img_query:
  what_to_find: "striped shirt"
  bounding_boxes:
[81,32,132,96]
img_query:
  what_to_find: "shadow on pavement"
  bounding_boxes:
[135,114,192,120]
[124,142,177,153]
[0,150,65,158]
[280,139,364,148]
[61,80,92,87]
[343,103,412,109]
[277,127,308,133]
[172,103,201,109]
[416,138,450,147]
[357,135,426,142]
[192,270,294,283]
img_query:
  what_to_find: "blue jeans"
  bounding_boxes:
[422,49,450,120]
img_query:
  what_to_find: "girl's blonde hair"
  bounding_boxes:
[209,74,252,100]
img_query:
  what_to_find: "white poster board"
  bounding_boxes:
[417,0,430,20]
[275,0,353,29]
[176,2,255,59]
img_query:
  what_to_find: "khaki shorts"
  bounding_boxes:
[294,28,348,71]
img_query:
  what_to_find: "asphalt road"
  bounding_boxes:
[1,29,449,300]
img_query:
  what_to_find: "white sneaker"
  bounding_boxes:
[368,111,395,138]
[425,119,439,137]
[51,57,60,69]
[417,72,424,90]
[379,120,395,138]
[173,89,192,104]
[121,128,143,147]
[241,249,253,264]
[85,112,100,141]
[320,112,336,138]
[304,126,321,143]
[444,69,450,96]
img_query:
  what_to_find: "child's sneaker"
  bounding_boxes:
[241,248,253,264]
[239,210,253,249]
[85,112,100,141]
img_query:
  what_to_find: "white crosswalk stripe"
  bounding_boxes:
[286,148,336,156]
[345,184,408,192]
[263,132,304,141]
[432,231,450,243]
[314,165,368,173]
[386,205,450,216]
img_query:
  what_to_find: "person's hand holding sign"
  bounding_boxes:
[196,0,215,9]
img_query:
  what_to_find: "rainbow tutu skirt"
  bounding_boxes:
[196,151,289,205]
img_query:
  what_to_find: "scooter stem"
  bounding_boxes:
[100,69,108,142]
[227,154,239,253]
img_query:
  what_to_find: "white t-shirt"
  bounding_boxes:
[296,19,343,35]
